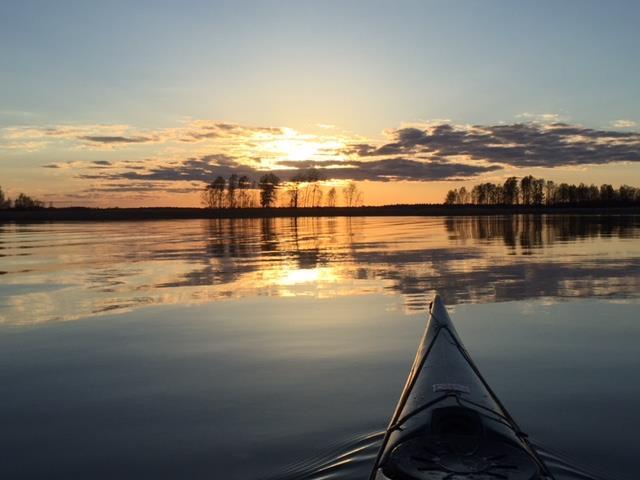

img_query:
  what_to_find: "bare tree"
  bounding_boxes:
[201,184,215,208]
[326,187,337,207]
[313,188,323,207]
[237,175,252,208]
[227,174,238,208]
[286,172,304,208]
[458,186,469,205]
[212,176,226,208]
[343,182,360,207]
[305,169,323,207]
[294,169,323,207]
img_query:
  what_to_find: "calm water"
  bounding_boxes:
[1,215,639,479]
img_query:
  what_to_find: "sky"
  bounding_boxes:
[1,0,639,206]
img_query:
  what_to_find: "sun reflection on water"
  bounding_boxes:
[1,215,639,325]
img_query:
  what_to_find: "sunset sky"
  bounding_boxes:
[1,0,639,206]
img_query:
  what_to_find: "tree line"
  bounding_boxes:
[444,176,640,206]
[0,186,45,209]
[202,170,363,208]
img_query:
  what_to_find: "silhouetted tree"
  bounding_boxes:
[619,185,639,202]
[445,189,458,205]
[237,175,252,208]
[212,176,226,207]
[503,177,519,205]
[520,175,534,205]
[259,173,280,207]
[13,193,44,210]
[202,185,214,208]
[532,178,545,205]
[443,177,639,206]
[600,184,616,202]
[544,180,557,205]
[587,184,599,202]
[343,182,363,207]
[227,174,238,208]
[458,186,469,204]
[306,169,323,207]
[0,186,11,209]
[286,172,304,208]
[326,187,337,207]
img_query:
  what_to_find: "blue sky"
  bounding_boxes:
[1,0,639,205]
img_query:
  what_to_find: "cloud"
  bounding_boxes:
[40,161,86,170]
[345,122,640,168]
[1,121,290,153]
[611,119,637,129]
[82,182,201,194]
[79,135,153,144]
[78,154,254,182]
[516,112,564,123]
[4,124,130,140]
[84,153,500,185]
[12,118,640,204]
[175,121,284,142]
[74,120,640,192]
[275,158,501,181]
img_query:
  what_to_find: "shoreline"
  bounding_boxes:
[1,204,639,222]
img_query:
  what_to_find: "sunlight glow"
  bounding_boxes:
[274,139,321,161]
[277,267,339,286]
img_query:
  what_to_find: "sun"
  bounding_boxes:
[273,139,321,161]
[254,128,348,169]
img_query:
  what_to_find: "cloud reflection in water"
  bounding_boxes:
[0,215,639,324]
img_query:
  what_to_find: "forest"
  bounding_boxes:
[444,175,640,206]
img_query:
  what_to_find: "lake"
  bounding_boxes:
[1,215,639,480]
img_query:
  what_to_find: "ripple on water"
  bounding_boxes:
[261,432,611,480]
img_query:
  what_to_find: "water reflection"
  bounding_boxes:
[445,215,640,250]
[1,215,639,324]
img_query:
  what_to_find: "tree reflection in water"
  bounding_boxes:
[1,214,639,324]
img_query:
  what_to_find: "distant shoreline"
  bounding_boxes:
[1,204,639,222]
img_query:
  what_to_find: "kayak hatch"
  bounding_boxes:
[371,295,554,480]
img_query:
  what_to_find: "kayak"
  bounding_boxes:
[370,295,554,480]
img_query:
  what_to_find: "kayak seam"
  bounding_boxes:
[369,315,444,480]
[387,393,451,432]
[387,322,443,427]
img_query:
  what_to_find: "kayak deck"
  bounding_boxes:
[371,295,553,480]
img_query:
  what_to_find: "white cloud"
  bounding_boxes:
[516,112,564,123]
[611,119,637,129]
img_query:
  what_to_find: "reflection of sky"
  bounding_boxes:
[1,215,639,324]
[1,295,638,479]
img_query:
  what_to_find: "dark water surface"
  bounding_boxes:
[1,215,639,479]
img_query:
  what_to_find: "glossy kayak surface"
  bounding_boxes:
[371,296,554,480]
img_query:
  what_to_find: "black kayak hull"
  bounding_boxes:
[371,295,554,480]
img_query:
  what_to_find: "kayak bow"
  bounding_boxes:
[371,295,554,480]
